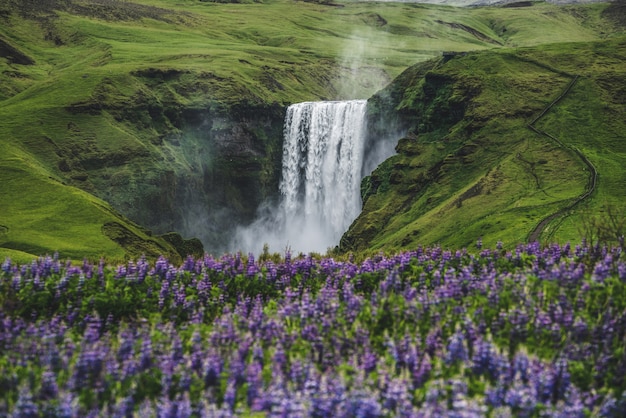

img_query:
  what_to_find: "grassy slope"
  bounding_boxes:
[529,39,626,242]
[342,33,626,253]
[0,0,618,260]
[0,140,175,263]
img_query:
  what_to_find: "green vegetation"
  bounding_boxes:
[2,243,625,415]
[342,33,626,253]
[0,0,624,259]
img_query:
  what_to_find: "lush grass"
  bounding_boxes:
[343,36,626,253]
[1,0,616,105]
[0,0,622,258]
[529,40,626,242]
[0,142,178,262]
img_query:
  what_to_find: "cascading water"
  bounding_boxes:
[232,100,368,254]
[282,100,368,250]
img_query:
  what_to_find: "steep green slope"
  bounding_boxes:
[0,141,184,263]
[342,34,626,253]
[0,0,620,259]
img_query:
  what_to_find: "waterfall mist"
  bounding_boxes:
[231,100,368,255]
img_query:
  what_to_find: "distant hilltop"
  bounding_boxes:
[369,0,609,7]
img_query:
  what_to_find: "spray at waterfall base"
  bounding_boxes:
[232,100,397,254]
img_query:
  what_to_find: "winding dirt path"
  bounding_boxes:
[526,75,598,243]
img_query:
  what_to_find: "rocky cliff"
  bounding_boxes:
[63,69,287,253]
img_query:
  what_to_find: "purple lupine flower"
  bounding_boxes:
[112,396,135,418]
[1,257,12,274]
[485,387,507,409]
[385,338,399,363]
[555,387,587,417]
[289,359,306,390]
[12,272,21,291]
[504,380,537,413]
[380,270,401,295]
[159,356,176,396]
[554,358,571,401]
[383,377,410,412]
[115,264,127,279]
[39,369,58,400]
[471,339,498,379]
[303,369,320,398]
[171,283,183,307]
[159,280,170,311]
[223,379,237,411]
[424,379,447,407]
[592,257,612,283]
[343,388,382,418]
[165,266,177,286]
[158,394,192,418]
[513,352,530,383]
[183,255,195,272]
[246,360,263,407]
[450,380,488,416]
[71,345,104,390]
[171,333,184,364]
[362,347,378,374]
[445,331,468,365]
[188,331,204,373]
[203,351,223,387]
[122,358,139,381]
[616,262,626,282]
[136,255,149,283]
[533,364,557,404]
[599,393,626,417]
[12,386,39,418]
[273,342,287,373]
[55,393,77,418]
[317,281,340,318]
[246,254,260,278]
[229,353,246,385]
[412,353,431,389]
[117,327,135,362]
[139,335,153,371]
[154,256,169,276]
[425,328,442,357]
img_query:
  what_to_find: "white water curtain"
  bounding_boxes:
[232,100,368,254]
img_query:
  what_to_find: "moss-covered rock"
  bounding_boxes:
[160,232,204,260]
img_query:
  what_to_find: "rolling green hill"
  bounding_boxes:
[0,0,623,260]
[342,32,626,252]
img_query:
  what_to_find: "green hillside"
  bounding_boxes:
[0,0,623,260]
[342,34,626,253]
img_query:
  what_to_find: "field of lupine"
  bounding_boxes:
[1,242,626,417]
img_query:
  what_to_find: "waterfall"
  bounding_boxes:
[232,100,368,254]
[281,100,368,250]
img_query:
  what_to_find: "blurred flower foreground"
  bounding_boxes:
[1,242,625,417]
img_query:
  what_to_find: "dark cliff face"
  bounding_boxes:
[62,70,286,254]
[160,101,285,254]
